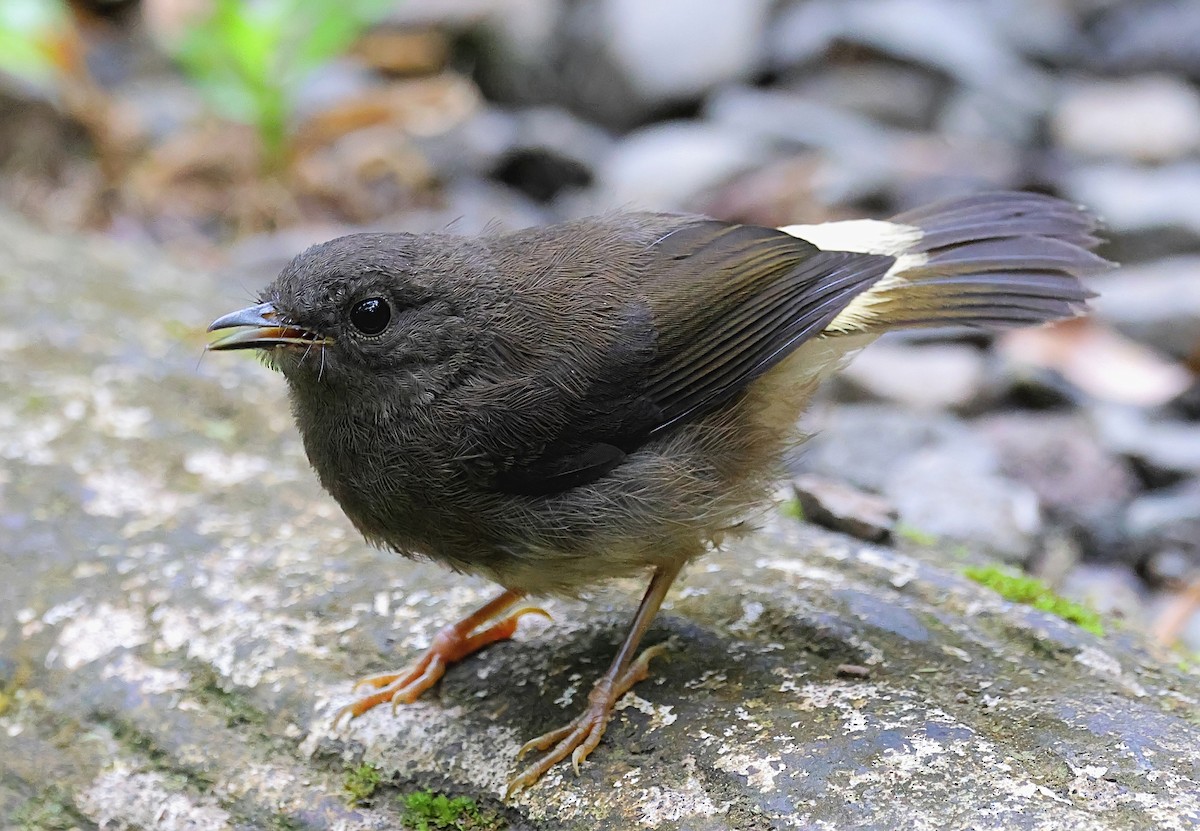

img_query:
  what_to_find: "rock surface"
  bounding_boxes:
[3,214,1200,830]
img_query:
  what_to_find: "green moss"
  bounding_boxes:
[895,523,938,546]
[13,785,88,831]
[190,668,265,728]
[399,790,505,830]
[269,814,303,831]
[0,660,32,717]
[343,762,383,806]
[964,565,1104,635]
[780,498,805,522]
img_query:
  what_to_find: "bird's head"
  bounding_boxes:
[208,233,484,402]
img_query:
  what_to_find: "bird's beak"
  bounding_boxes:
[207,302,331,351]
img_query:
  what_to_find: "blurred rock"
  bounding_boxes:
[884,447,1042,563]
[1093,405,1200,482]
[493,147,592,203]
[701,155,828,228]
[490,107,612,202]
[787,64,942,131]
[977,413,1140,525]
[464,0,771,128]
[704,86,900,202]
[1062,162,1200,240]
[1168,378,1200,422]
[706,85,897,156]
[1088,0,1200,77]
[991,366,1088,411]
[1060,563,1147,624]
[706,85,1023,207]
[601,0,771,102]
[585,121,763,212]
[769,0,1047,127]
[792,474,898,542]
[1126,480,1200,578]
[793,405,970,492]
[410,105,519,179]
[0,88,89,181]
[292,59,383,123]
[796,405,1042,561]
[938,83,1044,145]
[1089,257,1200,359]
[418,106,613,198]
[771,0,1015,85]
[978,0,1082,59]
[1052,75,1200,163]
[225,179,547,282]
[835,342,990,412]
[1142,547,1195,589]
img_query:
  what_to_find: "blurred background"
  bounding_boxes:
[2,0,1198,651]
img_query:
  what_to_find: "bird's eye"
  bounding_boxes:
[349,297,391,335]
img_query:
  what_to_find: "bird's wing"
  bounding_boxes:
[466,194,1108,497]
[465,217,893,497]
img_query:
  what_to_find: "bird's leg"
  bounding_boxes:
[334,588,548,724]
[506,561,683,796]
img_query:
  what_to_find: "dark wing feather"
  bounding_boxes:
[481,217,893,496]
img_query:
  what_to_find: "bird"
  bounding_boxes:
[207,191,1110,794]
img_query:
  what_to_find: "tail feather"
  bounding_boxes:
[916,236,1109,275]
[930,271,1094,300]
[786,191,1115,336]
[915,215,1102,252]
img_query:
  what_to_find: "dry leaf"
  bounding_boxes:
[1000,317,1193,407]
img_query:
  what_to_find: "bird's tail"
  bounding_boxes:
[779,192,1113,336]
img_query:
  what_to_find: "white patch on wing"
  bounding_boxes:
[778,219,923,256]
[778,219,930,334]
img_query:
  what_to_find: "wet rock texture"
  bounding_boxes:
[3,213,1199,830]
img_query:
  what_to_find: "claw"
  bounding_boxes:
[505,642,669,796]
[333,590,535,726]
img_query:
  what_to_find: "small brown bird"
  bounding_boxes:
[208,192,1109,793]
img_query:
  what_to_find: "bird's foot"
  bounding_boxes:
[333,604,550,725]
[506,642,669,796]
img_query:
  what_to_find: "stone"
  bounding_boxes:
[795,405,1043,562]
[770,0,1026,89]
[489,107,613,203]
[768,0,1047,127]
[703,86,901,204]
[1093,405,1200,480]
[976,413,1140,525]
[787,64,942,131]
[1059,564,1149,626]
[883,447,1043,563]
[3,213,1200,829]
[1052,75,1200,163]
[1126,481,1200,583]
[601,0,772,103]
[586,121,763,212]
[792,404,974,493]
[443,0,770,128]
[1089,0,1200,78]
[835,341,990,412]
[1061,162,1200,241]
[791,474,898,543]
[1127,481,1200,537]
[703,86,1024,207]
[1089,256,1200,360]
[1142,548,1194,589]
[977,0,1080,58]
